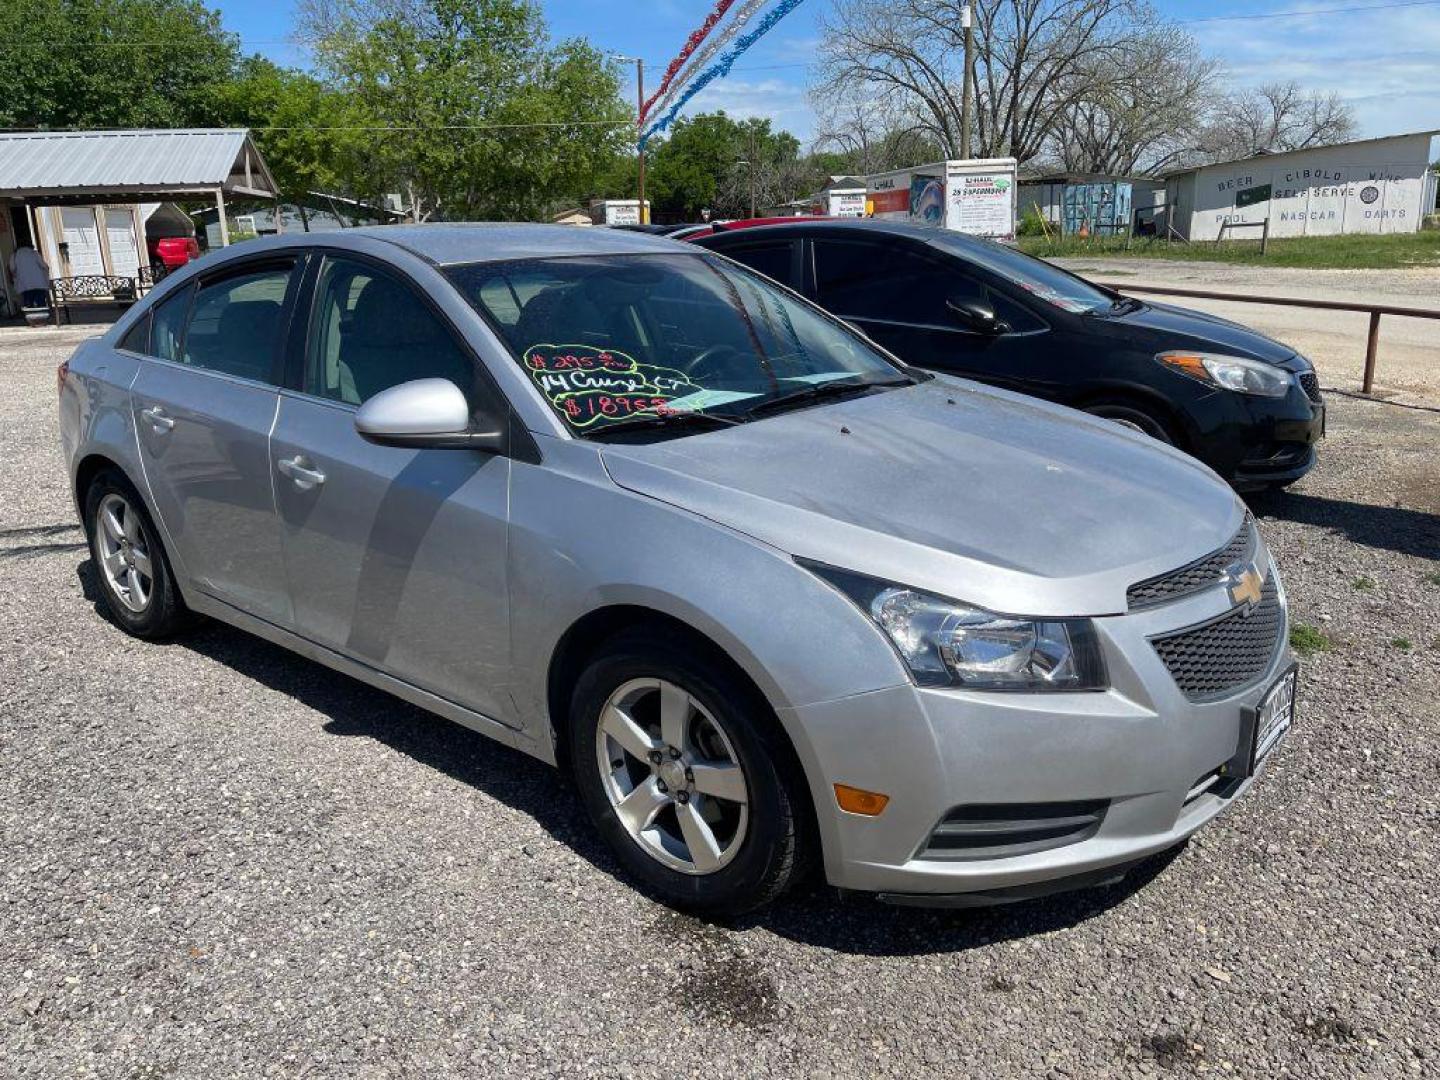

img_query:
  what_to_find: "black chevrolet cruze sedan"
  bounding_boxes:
[694,220,1324,489]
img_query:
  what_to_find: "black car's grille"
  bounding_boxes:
[1150,578,1284,701]
[921,800,1108,860]
[1127,516,1255,611]
[1298,371,1323,403]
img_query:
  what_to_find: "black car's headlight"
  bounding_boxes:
[806,563,1107,691]
[1156,351,1291,398]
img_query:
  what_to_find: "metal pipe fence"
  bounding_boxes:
[1093,281,1440,394]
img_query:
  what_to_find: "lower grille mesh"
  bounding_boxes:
[1151,578,1283,701]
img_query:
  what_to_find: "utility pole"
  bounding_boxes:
[960,3,975,158]
[749,128,757,217]
[636,58,647,224]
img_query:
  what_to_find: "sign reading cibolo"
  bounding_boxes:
[524,344,701,428]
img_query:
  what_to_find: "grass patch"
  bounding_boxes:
[1392,637,1413,650]
[1351,575,1376,591]
[1289,623,1332,656]
[1017,230,1440,270]
[1426,571,1440,586]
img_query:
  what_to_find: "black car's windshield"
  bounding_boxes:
[446,253,912,436]
[930,234,1115,314]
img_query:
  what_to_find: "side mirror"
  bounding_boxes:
[354,378,506,452]
[946,297,1010,335]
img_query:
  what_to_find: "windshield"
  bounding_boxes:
[446,253,911,435]
[930,234,1115,314]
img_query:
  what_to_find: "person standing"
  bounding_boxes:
[10,243,51,308]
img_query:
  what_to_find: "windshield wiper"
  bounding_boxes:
[745,376,912,419]
[584,409,749,440]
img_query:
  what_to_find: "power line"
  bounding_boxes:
[1179,0,1440,22]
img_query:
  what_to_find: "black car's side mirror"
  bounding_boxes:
[946,297,1011,336]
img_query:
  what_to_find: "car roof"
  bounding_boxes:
[197,222,694,268]
[696,218,992,252]
[371,222,690,264]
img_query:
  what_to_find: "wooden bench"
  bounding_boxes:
[49,275,139,325]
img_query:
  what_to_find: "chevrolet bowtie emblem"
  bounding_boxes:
[1226,564,1264,610]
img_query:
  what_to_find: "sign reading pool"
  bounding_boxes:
[524,344,702,429]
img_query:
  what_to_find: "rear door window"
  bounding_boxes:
[149,285,193,363]
[179,264,296,383]
[813,239,1042,332]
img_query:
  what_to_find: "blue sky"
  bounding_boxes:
[215,0,1440,145]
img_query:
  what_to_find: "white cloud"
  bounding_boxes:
[1191,5,1440,142]
[675,77,816,138]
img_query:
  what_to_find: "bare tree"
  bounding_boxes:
[810,95,944,174]
[815,0,1160,164]
[1198,81,1357,161]
[1044,25,1217,174]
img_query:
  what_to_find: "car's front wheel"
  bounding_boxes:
[1084,401,1176,445]
[84,470,188,638]
[568,630,810,916]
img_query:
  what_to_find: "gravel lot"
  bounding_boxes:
[2,328,1437,1078]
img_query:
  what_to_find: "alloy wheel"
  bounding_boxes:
[95,492,153,613]
[594,677,750,875]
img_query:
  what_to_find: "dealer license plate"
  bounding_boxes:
[1252,666,1296,768]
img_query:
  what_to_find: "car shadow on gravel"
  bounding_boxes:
[1247,490,1439,560]
[77,560,1194,955]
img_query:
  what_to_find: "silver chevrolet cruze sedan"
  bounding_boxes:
[58,225,1296,915]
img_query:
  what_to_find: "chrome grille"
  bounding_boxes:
[1151,577,1283,701]
[1127,516,1255,611]
[1298,371,1323,403]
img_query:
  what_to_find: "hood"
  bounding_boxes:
[599,377,1244,617]
[1106,300,1297,363]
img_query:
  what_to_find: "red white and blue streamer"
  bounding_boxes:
[639,0,809,149]
[639,0,738,126]
[644,0,772,129]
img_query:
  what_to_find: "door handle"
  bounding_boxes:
[140,405,174,431]
[277,455,326,489]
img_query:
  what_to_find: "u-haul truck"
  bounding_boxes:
[865,158,1018,240]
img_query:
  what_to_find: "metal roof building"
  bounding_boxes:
[0,128,278,204]
[1,129,281,316]
[1158,129,1439,241]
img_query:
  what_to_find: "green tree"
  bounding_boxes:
[204,57,356,211]
[646,113,807,220]
[306,0,631,221]
[0,0,240,129]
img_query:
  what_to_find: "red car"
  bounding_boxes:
[147,235,200,269]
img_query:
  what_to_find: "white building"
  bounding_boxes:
[1161,130,1439,241]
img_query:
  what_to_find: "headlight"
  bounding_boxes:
[1156,351,1290,398]
[806,564,1107,691]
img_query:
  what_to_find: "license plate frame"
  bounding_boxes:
[1236,664,1297,776]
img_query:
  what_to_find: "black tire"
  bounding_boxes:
[1083,401,1177,446]
[83,469,189,639]
[568,629,811,917]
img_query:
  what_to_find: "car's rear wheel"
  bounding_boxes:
[84,471,188,638]
[1084,401,1176,445]
[568,630,809,916]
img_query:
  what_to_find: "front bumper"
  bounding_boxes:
[782,567,1292,900]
